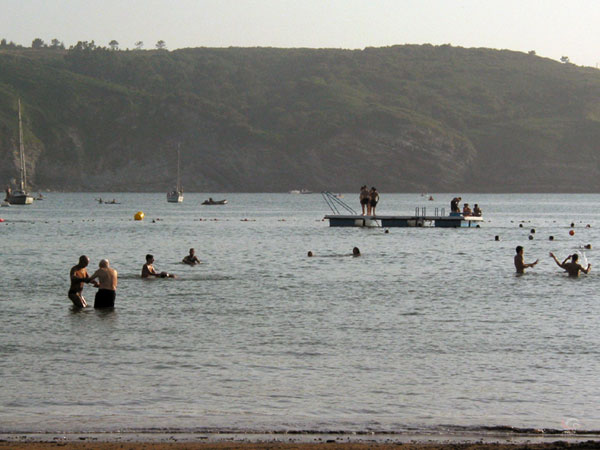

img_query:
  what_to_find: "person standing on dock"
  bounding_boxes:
[369,187,379,216]
[359,185,369,215]
[514,246,538,274]
[450,197,461,213]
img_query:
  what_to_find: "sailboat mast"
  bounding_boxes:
[177,144,181,192]
[18,99,26,191]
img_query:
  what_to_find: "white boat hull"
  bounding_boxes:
[167,192,183,203]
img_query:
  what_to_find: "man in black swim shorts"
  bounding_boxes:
[359,185,369,215]
[89,259,118,308]
[369,187,379,216]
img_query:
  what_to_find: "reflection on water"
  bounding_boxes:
[1,193,600,433]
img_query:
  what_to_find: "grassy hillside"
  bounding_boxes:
[1,44,599,192]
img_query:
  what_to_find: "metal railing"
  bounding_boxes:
[321,191,357,215]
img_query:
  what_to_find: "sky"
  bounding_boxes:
[1,0,600,67]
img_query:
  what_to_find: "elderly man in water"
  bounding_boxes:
[89,259,118,308]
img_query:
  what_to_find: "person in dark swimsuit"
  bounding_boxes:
[369,187,379,216]
[68,255,97,308]
[450,197,461,213]
[359,185,369,215]
[89,259,118,308]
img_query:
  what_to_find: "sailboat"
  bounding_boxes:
[6,99,33,205]
[166,145,183,203]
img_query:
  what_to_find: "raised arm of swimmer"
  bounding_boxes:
[549,252,591,276]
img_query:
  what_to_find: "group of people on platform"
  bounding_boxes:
[68,248,202,309]
[450,196,482,217]
[514,246,591,277]
[359,186,380,215]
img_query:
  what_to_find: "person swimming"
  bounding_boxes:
[142,254,176,278]
[549,252,591,277]
[182,248,201,266]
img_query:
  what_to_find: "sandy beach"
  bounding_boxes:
[2,441,600,449]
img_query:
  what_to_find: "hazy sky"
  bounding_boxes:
[2,0,600,67]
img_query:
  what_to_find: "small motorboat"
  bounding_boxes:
[202,198,227,205]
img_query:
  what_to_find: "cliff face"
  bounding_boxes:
[1,44,599,192]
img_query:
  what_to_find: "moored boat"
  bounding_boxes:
[167,146,183,203]
[202,198,227,205]
[6,99,33,205]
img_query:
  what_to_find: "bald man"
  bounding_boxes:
[68,255,97,308]
[89,259,118,308]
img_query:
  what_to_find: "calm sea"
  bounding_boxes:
[1,193,599,434]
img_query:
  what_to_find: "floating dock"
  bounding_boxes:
[324,212,483,228]
[320,192,482,228]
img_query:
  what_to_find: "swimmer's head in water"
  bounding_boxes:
[307,251,313,257]
[99,259,109,268]
[146,254,154,263]
[353,247,360,256]
[78,255,89,267]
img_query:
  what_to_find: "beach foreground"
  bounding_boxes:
[2,441,600,449]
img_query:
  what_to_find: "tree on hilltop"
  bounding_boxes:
[69,40,97,51]
[134,41,144,50]
[109,40,119,50]
[50,39,65,49]
[32,38,46,49]
[155,40,166,50]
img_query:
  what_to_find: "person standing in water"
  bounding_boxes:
[88,259,118,308]
[549,252,591,277]
[68,255,97,308]
[514,246,538,274]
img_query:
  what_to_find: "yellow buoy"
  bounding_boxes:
[134,211,145,221]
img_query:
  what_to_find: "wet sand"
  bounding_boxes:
[2,434,600,450]
[2,441,600,449]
